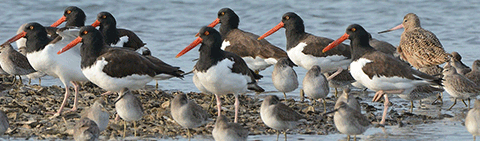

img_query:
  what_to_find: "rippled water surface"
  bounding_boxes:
[1,0,480,140]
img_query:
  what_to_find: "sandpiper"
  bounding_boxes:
[0,43,36,84]
[398,85,444,112]
[466,99,480,140]
[327,101,371,141]
[115,88,144,138]
[336,87,361,112]
[442,66,480,110]
[302,65,340,113]
[171,93,208,140]
[0,110,8,135]
[466,60,480,86]
[260,95,305,141]
[73,117,100,141]
[272,57,298,99]
[80,97,109,132]
[212,115,248,141]
[448,52,471,75]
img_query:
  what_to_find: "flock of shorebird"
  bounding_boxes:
[0,5,479,141]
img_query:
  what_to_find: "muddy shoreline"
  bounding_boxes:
[0,76,453,140]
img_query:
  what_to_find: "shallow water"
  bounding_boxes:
[0,0,479,140]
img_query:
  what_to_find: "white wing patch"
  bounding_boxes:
[287,42,350,73]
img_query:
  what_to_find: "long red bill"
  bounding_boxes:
[378,24,403,34]
[91,20,101,27]
[258,21,284,40]
[322,33,349,53]
[1,31,27,46]
[57,36,82,54]
[50,16,66,27]
[176,37,203,58]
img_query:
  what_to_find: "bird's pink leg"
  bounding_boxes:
[68,81,80,112]
[380,94,389,125]
[47,83,70,117]
[234,94,239,123]
[216,94,222,117]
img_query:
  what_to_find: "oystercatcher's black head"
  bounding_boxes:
[345,24,370,43]
[281,12,304,31]
[197,27,222,50]
[176,26,222,58]
[51,6,86,27]
[78,26,104,45]
[24,22,48,38]
[217,8,239,28]
[63,6,86,27]
[322,24,371,53]
[57,26,104,55]
[92,12,116,27]
[257,12,304,40]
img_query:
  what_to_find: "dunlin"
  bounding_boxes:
[73,117,100,141]
[466,60,480,86]
[442,66,480,110]
[260,95,305,141]
[272,57,298,99]
[212,115,248,141]
[81,97,109,132]
[466,99,480,140]
[171,93,208,140]
[327,101,370,141]
[115,88,144,138]
[0,43,36,84]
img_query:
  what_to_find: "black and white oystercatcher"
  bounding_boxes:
[3,22,88,116]
[50,6,86,28]
[57,26,183,93]
[203,8,290,73]
[91,12,146,51]
[258,12,351,73]
[176,26,264,123]
[323,24,441,125]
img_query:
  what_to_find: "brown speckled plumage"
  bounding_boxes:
[397,13,450,68]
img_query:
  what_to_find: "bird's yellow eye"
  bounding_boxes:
[285,16,290,20]
[204,31,209,36]
[29,26,34,30]
[102,15,106,19]
[67,10,71,14]
[351,28,356,32]
[83,31,88,35]
[221,12,225,15]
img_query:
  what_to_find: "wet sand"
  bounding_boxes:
[0,76,456,140]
